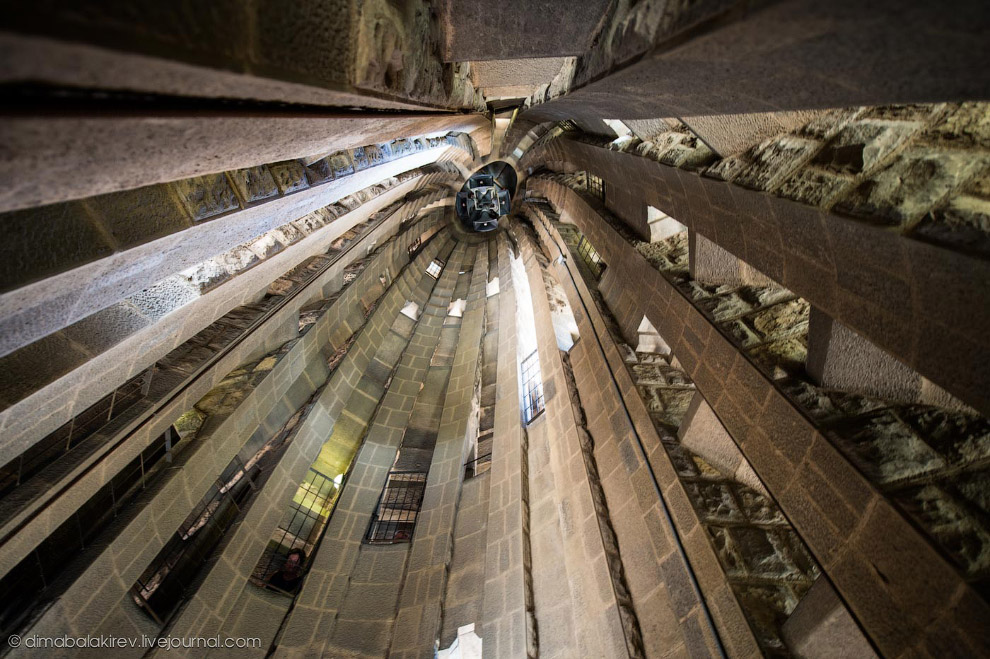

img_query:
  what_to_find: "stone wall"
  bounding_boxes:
[520,104,990,417]
[0,168,461,472]
[525,176,990,656]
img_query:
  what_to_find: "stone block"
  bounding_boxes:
[304,157,334,185]
[61,302,151,356]
[689,231,772,287]
[339,582,400,620]
[0,330,92,406]
[269,160,310,195]
[2,200,113,293]
[328,618,391,656]
[226,166,279,204]
[86,183,192,250]
[330,151,355,178]
[734,136,820,192]
[782,577,878,658]
[807,307,924,404]
[914,193,990,258]
[813,119,920,175]
[678,393,764,493]
[127,274,200,321]
[171,173,239,222]
[835,147,989,226]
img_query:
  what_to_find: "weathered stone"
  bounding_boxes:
[269,160,310,195]
[813,120,920,175]
[914,194,990,257]
[835,147,990,226]
[733,137,820,192]
[171,174,240,221]
[331,152,355,178]
[227,166,279,203]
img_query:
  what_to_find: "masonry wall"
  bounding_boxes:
[524,175,990,656]
[521,109,990,417]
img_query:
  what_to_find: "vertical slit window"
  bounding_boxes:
[576,235,606,280]
[521,350,545,423]
[365,471,428,543]
[586,173,606,203]
[251,469,339,594]
[132,456,257,624]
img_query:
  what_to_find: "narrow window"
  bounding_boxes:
[407,236,422,258]
[365,470,428,543]
[646,206,687,243]
[521,350,545,423]
[576,235,606,279]
[250,469,339,594]
[426,258,445,279]
[585,173,606,203]
[132,456,257,623]
[603,119,632,137]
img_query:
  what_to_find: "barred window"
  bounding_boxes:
[407,236,422,258]
[521,350,545,424]
[133,456,257,623]
[426,258,445,279]
[586,173,606,202]
[0,366,154,501]
[366,471,428,543]
[251,469,339,593]
[576,235,606,280]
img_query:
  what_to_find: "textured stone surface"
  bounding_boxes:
[444,0,611,60]
[471,58,567,87]
[3,12,990,659]
[524,177,990,656]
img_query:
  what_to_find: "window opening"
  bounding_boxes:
[250,469,339,594]
[647,206,687,243]
[365,470,428,543]
[407,236,422,258]
[521,350,545,424]
[586,173,606,203]
[426,258,445,279]
[603,119,632,137]
[132,456,257,624]
[576,235,606,279]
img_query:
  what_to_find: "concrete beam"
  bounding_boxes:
[806,307,971,411]
[0,90,488,213]
[524,0,990,121]
[0,147,460,359]
[524,136,990,416]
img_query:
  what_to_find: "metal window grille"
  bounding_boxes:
[407,236,422,258]
[132,457,257,624]
[463,452,492,479]
[586,173,606,202]
[521,350,545,424]
[0,369,152,500]
[251,469,337,592]
[576,235,606,279]
[365,471,428,543]
[0,424,185,641]
[426,258,445,279]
